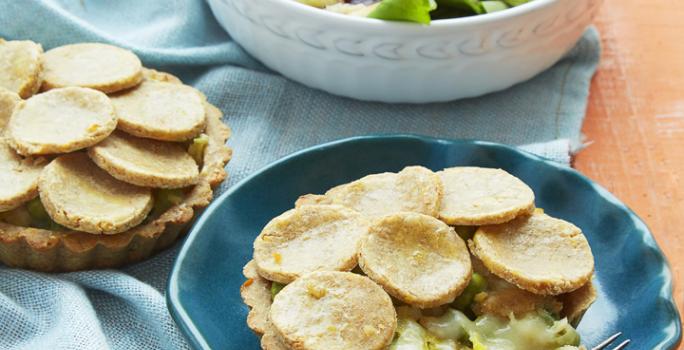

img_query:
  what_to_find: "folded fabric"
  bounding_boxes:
[0,0,599,349]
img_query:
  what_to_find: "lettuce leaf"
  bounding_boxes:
[368,0,437,24]
[436,0,485,14]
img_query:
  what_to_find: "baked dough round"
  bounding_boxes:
[8,87,117,155]
[270,271,396,350]
[88,131,199,188]
[296,166,442,218]
[359,212,472,308]
[39,152,153,234]
[110,80,206,141]
[469,212,594,295]
[0,89,20,135]
[241,260,274,335]
[0,39,43,98]
[254,205,367,284]
[438,167,535,225]
[0,141,45,212]
[41,43,142,93]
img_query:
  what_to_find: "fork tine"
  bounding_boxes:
[591,332,622,350]
[611,339,631,350]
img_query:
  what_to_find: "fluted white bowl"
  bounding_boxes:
[208,0,601,103]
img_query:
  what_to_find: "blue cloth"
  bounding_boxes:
[0,0,600,349]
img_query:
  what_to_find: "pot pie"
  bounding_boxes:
[0,39,232,271]
[242,166,596,350]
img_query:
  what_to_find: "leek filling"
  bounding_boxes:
[268,272,582,350]
[0,188,187,229]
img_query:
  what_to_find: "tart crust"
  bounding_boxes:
[0,101,231,271]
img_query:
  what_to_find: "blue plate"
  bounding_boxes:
[167,135,681,350]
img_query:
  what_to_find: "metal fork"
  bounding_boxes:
[592,332,630,350]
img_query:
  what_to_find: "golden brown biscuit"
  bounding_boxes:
[8,87,117,155]
[295,166,442,218]
[110,80,206,141]
[253,205,367,284]
[0,141,45,212]
[469,212,594,295]
[0,39,43,98]
[0,89,20,135]
[41,43,142,93]
[241,260,274,335]
[438,167,535,225]
[559,281,597,326]
[270,271,396,350]
[88,131,199,188]
[39,153,153,234]
[359,212,472,308]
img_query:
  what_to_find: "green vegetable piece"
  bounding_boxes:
[390,316,428,350]
[502,0,530,6]
[454,226,477,240]
[0,206,32,227]
[149,188,186,219]
[481,1,509,12]
[368,0,436,24]
[187,134,209,166]
[298,0,342,8]
[436,0,485,15]
[452,273,487,311]
[26,197,52,229]
[271,282,285,299]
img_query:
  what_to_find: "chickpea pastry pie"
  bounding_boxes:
[242,166,596,350]
[0,39,232,271]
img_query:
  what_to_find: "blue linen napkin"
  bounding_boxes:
[0,0,600,348]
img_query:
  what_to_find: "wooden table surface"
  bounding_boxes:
[576,0,683,347]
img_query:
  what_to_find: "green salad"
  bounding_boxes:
[298,0,533,24]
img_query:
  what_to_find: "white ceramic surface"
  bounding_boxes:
[208,0,601,103]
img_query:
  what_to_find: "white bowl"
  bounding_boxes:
[208,0,601,103]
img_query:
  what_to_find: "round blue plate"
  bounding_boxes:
[167,135,681,350]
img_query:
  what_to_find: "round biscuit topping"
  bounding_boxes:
[0,141,45,212]
[110,80,206,141]
[88,130,199,188]
[359,212,472,308]
[38,152,153,234]
[438,167,535,225]
[470,211,594,295]
[0,89,20,135]
[41,43,142,93]
[270,271,396,350]
[296,166,443,218]
[254,205,367,284]
[8,87,117,155]
[0,39,43,98]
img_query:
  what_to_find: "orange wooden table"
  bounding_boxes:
[576,0,683,347]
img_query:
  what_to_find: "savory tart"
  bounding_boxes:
[358,212,472,308]
[110,80,207,141]
[8,87,117,155]
[0,39,232,271]
[438,167,535,225]
[253,205,367,284]
[296,166,442,218]
[88,130,200,188]
[242,166,596,350]
[0,39,43,98]
[269,271,397,350]
[41,43,142,93]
